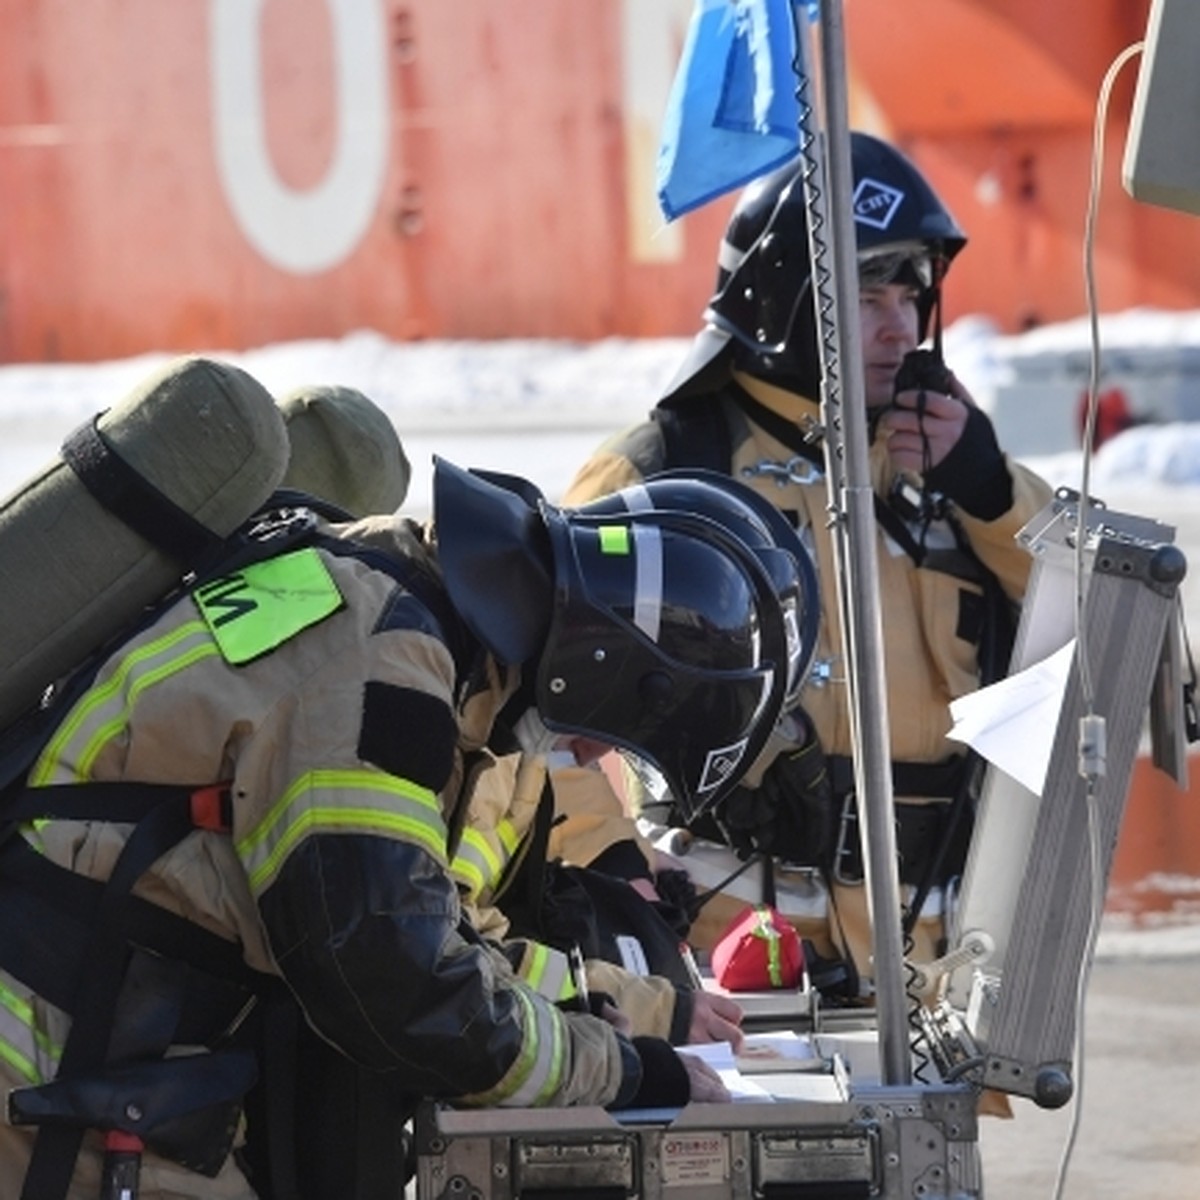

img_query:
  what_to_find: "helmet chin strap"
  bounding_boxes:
[928,249,949,360]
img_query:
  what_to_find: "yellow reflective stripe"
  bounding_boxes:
[520,943,576,1004]
[448,820,521,899]
[30,620,217,785]
[465,986,566,1107]
[496,820,520,856]
[0,979,60,1086]
[237,770,447,894]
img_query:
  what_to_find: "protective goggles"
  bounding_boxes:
[858,241,935,289]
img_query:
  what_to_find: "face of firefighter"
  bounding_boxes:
[858,280,921,411]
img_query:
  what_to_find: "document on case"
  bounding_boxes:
[676,1033,827,1101]
[734,1030,821,1073]
[675,1041,776,1102]
[948,638,1075,796]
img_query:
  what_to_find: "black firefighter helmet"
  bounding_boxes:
[662,131,967,403]
[432,458,811,821]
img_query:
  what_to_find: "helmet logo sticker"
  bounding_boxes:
[698,737,750,794]
[853,177,904,231]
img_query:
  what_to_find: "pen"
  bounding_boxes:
[679,942,705,991]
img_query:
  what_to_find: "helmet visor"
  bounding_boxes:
[536,511,790,822]
[857,241,935,289]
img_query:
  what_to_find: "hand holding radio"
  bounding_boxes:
[880,349,1013,519]
[877,348,973,475]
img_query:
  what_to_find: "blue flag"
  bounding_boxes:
[656,0,817,222]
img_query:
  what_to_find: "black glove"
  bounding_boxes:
[607,1034,691,1110]
[925,404,1012,520]
[715,723,836,867]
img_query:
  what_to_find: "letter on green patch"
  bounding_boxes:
[196,548,344,664]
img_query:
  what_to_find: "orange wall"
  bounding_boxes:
[847,0,1200,331]
[2,0,1199,362]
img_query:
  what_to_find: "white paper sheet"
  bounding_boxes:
[948,638,1075,795]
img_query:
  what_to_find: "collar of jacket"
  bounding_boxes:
[730,368,898,494]
[731,368,820,429]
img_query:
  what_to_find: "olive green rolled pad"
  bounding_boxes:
[277,384,410,518]
[0,355,289,730]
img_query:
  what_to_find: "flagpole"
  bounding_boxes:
[804,0,912,1086]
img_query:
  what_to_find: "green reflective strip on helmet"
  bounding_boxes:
[29,620,218,786]
[0,979,60,1086]
[194,548,344,666]
[520,943,576,1003]
[598,525,631,555]
[463,986,566,1107]
[449,820,521,899]
[237,769,447,894]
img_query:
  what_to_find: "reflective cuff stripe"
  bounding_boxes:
[464,986,566,1108]
[449,820,521,899]
[237,769,447,894]
[0,978,61,1086]
[30,620,217,785]
[519,943,577,1004]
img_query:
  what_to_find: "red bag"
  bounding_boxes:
[710,905,805,991]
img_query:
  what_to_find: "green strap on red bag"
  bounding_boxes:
[710,904,805,991]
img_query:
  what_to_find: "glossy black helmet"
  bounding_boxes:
[574,468,820,709]
[433,459,796,821]
[663,131,967,402]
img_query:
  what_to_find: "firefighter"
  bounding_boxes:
[446,470,820,1051]
[563,132,1055,983]
[0,455,805,1199]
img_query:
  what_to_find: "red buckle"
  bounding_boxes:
[104,1130,144,1153]
[189,784,231,832]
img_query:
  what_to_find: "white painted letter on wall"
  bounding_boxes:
[211,0,388,275]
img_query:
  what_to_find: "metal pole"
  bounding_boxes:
[807,0,911,1085]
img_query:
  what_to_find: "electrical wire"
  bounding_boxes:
[1050,38,1145,1200]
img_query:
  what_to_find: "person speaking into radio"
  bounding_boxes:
[563,131,1054,984]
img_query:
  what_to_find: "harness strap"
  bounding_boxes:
[313,532,478,684]
[826,755,965,801]
[61,416,222,565]
[8,784,253,1200]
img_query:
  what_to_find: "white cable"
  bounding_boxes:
[1051,39,1145,1200]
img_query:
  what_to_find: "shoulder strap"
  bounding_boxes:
[0,504,324,799]
[61,416,224,565]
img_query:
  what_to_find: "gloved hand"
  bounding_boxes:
[715,722,835,867]
[924,403,1012,520]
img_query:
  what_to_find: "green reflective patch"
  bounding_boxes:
[195,548,344,665]
[598,525,630,555]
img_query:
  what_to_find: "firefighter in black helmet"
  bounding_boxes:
[0,435,809,1198]
[564,131,1054,982]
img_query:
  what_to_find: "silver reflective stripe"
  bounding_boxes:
[618,487,664,643]
[718,236,743,275]
[450,820,520,900]
[631,525,663,644]
[519,943,576,1003]
[622,485,653,515]
[467,986,567,1107]
[0,973,61,1086]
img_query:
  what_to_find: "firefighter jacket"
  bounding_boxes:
[450,749,686,1043]
[0,515,634,1199]
[563,369,1055,969]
